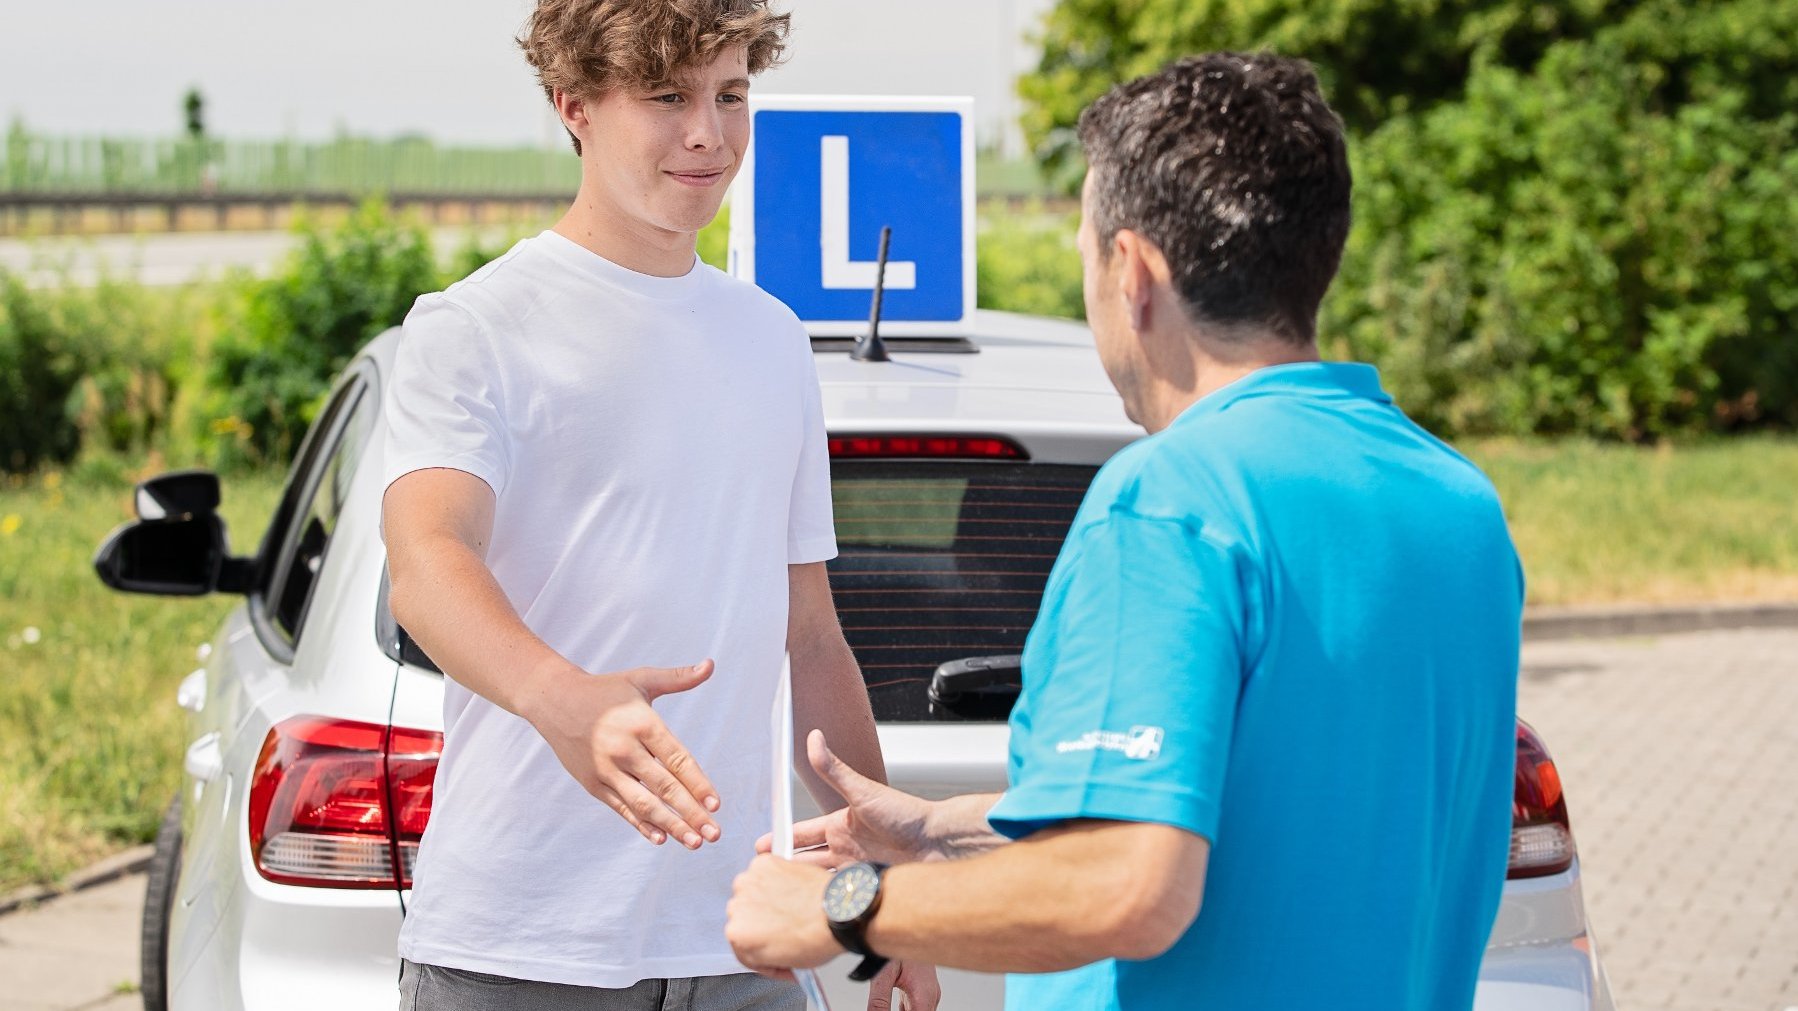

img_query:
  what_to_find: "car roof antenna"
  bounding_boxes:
[851,225,893,362]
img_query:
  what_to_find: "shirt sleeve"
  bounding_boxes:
[381,294,512,501]
[986,510,1250,843]
[786,336,838,564]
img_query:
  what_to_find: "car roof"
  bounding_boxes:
[360,309,1139,465]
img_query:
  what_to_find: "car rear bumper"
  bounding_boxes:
[1475,862,1615,1011]
[169,834,403,1010]
[1475,939,1614,1011]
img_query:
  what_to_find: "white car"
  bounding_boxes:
[99,311,1614,1010]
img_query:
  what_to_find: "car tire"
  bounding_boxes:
[140,793,182,1011]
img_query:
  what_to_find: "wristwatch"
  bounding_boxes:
[823,861,890,981]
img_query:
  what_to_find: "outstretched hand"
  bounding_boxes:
[527,659,723,849]
[757,730,940,868]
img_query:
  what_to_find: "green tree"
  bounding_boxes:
[183,88,206,141]
[1020,0,1615,182]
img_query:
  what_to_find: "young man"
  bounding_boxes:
[381,2,937,1008]
[726,53,1522,1010]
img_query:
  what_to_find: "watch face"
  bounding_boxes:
[824,863,881,924]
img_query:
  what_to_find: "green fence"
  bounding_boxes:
[1,129,581,196]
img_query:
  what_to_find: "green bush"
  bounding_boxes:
[1323,22,1798,438]
[0,272,84,472]
[977,205,1085,319]
[63,280,189,458]
[1020,0,1798,438]
[0,272,190,473]
[198,201,438,465]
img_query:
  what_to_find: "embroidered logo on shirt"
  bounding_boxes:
[1054,725,1165,760]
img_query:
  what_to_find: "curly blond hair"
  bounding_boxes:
[519,0,790,154]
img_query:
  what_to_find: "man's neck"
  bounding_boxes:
[1140,337,1320,433]
[553,183,699,279]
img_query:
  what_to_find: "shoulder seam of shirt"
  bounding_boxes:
[413,294,515,449]
[443,238,532,295]
[444,241,560,338]
[1091,504,1254,561]
[1077,504,1266,670]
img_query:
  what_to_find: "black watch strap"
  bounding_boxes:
[827,916,875,957]
[847,953,890,982]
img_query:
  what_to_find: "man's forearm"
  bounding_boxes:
[921,792,1007,860]
[389,532,571,719]
[863,821,1204,973]
[787,562,890,805]
[791,628,887,804]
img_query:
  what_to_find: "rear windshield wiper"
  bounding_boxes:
[928,654,1023,719]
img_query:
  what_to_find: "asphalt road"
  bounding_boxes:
[2,626,1795,1010]
[0,227,516,289]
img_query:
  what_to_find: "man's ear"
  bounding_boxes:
[1113,229,1157,335]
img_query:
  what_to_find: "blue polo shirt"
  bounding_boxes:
[986,362,1521,1010]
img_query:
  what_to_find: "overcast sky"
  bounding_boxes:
[1,0,1053,152]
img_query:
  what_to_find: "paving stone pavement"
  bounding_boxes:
[1518,628,1798,1011]
[0,873,142,1010]
[0,627,1794,1010]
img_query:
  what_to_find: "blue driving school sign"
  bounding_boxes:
[729,96,976,337]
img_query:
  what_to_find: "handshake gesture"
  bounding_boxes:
[534,665,949,1011]
[726,731,1003,1010]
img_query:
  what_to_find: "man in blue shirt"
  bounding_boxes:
[726,52,1521,1009]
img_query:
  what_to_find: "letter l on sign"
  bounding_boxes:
[820,135,917,290]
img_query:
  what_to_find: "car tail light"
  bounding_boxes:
[828,435,1028,460]
[248,717,441,889]
[1509,719,1575,878]
[386,726,440,887]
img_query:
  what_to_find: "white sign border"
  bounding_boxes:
[728,94,977,338]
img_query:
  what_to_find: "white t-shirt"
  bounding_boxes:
[382,231,836,986]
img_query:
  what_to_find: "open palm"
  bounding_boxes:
[763,730,940,868]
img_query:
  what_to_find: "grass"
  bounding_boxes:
[0,460,283,891]
[0,438,1794,892]
[1465,436,1798,605]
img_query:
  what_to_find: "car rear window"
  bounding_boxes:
[826,460,1098,722]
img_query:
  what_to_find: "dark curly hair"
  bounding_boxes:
[1078,53,1352,344]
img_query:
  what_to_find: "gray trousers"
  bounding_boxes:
[397,960,806,1011]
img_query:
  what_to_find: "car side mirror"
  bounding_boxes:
[134,470,221,520]
[95,515,227,595]
[95,470,250,596]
